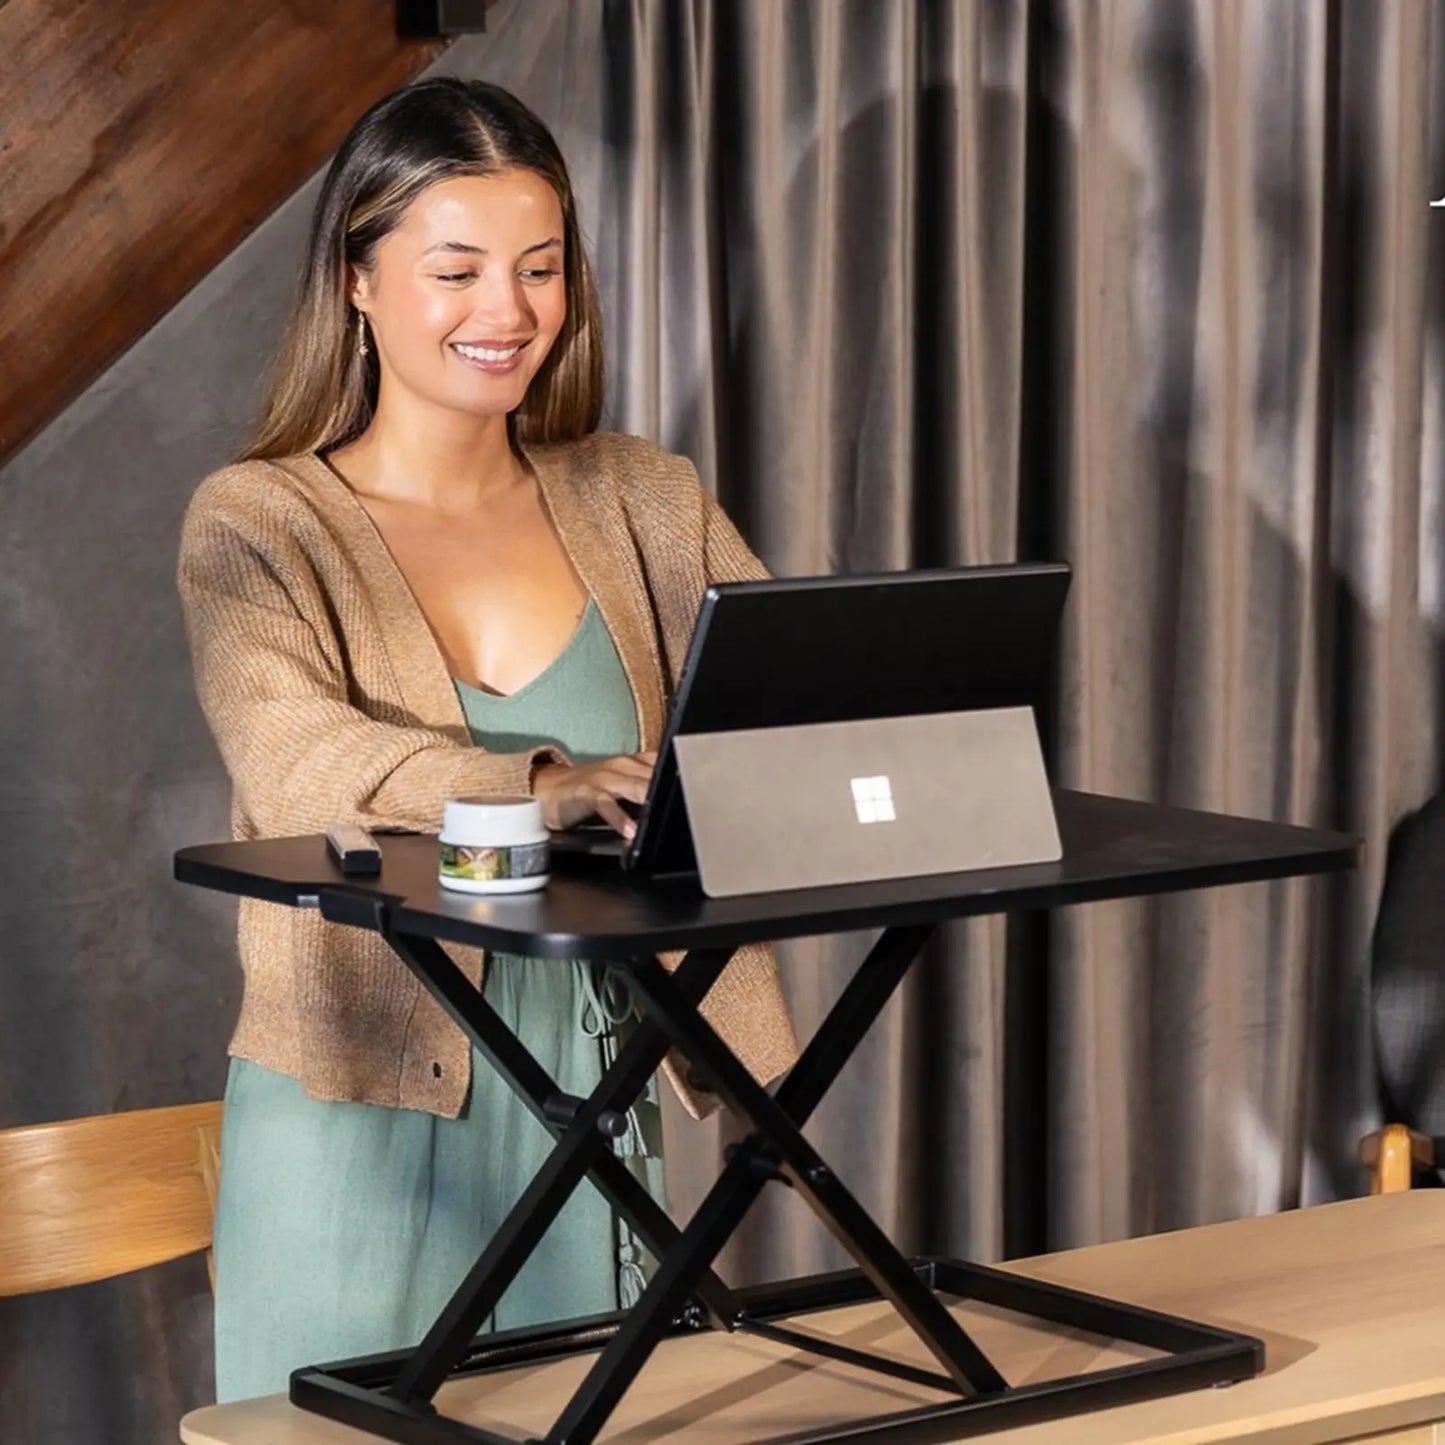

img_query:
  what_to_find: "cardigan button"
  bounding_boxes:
[432,1061,444,1079]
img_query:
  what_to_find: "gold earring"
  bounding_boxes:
[356,311,369,358]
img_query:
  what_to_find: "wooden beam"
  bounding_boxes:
[0,0,444,463]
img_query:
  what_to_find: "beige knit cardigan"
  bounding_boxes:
[177,431,799,1119]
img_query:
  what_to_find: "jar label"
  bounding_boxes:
[439,840,549,882]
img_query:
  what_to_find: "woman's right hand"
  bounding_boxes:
[532,752,657,839]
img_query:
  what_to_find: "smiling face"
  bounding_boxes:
[349,169,568,425]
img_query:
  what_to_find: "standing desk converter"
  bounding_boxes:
[174,789,1358,1445]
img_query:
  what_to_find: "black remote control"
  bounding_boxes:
[325,824,382,875]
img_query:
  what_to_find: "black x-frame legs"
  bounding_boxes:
[289,907,1263,1445]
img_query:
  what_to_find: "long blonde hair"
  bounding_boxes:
[244,79,603,461]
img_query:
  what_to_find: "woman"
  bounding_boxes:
[178,77,797,1403]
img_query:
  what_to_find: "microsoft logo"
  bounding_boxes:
[850,775,896,824]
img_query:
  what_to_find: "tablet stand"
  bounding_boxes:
[673,706,1062,897]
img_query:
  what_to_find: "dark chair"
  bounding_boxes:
[1362,790,1445,1193]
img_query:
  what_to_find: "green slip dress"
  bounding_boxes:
[211,597,666,1403]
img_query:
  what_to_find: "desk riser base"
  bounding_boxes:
[290,1259,1264,1445]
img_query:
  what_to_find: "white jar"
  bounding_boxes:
[438,795,550,894]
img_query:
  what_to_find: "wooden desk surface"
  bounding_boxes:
[180,1191,1445,1444]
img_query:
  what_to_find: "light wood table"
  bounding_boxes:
[181,1190,1445,1444]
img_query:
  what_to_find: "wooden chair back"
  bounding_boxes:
[0,1100,222,1296]
[1359,1122,1436,1194]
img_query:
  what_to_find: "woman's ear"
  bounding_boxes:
[348,265,374,314]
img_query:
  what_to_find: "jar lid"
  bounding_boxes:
[442,795,547,846]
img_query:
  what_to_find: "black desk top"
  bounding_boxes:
[173,791,1359,960]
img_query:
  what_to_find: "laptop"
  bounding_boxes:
[551,562,1072,889]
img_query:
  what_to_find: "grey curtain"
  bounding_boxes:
[595,0,1445,1263]
[1,1,1440,1439]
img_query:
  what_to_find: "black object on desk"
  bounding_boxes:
[175,790,1358,1445]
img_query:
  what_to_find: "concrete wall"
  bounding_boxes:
[0,6,620,1436]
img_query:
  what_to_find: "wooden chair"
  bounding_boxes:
[1359,1123,1437,1194]
[0,1100,222,1296]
